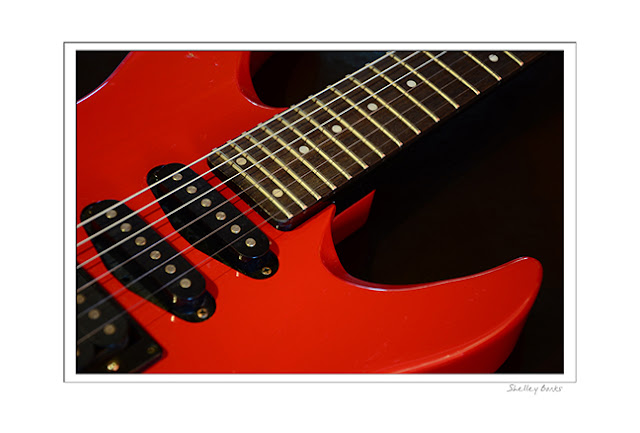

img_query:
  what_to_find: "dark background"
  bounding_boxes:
[77,50,564,374]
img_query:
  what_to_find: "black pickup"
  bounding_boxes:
[80,200,216,323]
[76,266,162,373]
[147,163,279,279]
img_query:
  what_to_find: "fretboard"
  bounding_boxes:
[208,50,541,230]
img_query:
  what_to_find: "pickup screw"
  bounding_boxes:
[135,236,146,246]
[197,308,209,319]
[172,173,183,181]
[201,198,212,207]
[216,211,226,220]
[147,345,158,355]
[179,278,192,288]
[106,360,120,372]
[150,250,161,260]
[106,210,117,219]
[88,309,100,320]
[186,186,197,194]
[230,224,241,234]
[76,294,85,304]
[103,324,116,335]
[165,264,176,274]
[245,238,256,247]
[120,222,132,232]
[261,267,272,276]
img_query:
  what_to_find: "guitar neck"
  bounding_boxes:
[208,50,542,230]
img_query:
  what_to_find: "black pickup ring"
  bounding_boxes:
[80,200,216,323]
[77,266,163,373]
[147,163,279,279]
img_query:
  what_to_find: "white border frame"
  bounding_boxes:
[64,42,576,383]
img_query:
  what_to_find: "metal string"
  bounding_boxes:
[76,50,441,269]
[75,50,399,234]
[76,49,469,290]
[76,50,492,303]
[76,55,506,344]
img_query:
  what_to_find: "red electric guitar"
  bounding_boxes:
[76,50,546,374]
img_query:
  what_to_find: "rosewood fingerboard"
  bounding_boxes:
[208,50,542,230]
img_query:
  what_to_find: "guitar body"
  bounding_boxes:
[77,51,542,373]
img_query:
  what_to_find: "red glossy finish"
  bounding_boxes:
[76,51,542,373]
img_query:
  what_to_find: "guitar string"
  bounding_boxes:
[76,69,500,345]
[75,60,506,342]
[76,66,509,344]
[76,50,472,299]
[75,50,400,233]
[76,51,495,298]
[76,50,447,269]
[76,51,475,289]
[75,50,434,249]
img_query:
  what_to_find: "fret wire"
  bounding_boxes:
[423,51,480,95]
[388,52,460,109]
[368,64,440,122]
[348,75,421,134]
[252,127,323,199]
[328,86,404,148]
[425,51,496,95]
[276,116,350,182]
[261,122,339,190]
[214,147,294,218]
[310,96,386,159]
[294,105,370,169]
[504,51,524,66]
[235,134,309,209]
[463,51,502,81]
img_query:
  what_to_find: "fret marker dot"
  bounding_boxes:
[489,54,499,62]
[299,145,310,154]
[230,224,241,234]
[367,102,378,111]
[331,125,343,134]
[186,186,197,194]
[236,157,247,166]
[272,188,284,198]
[407,80,417,88]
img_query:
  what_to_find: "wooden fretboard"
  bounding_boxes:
[208,50,541,230]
